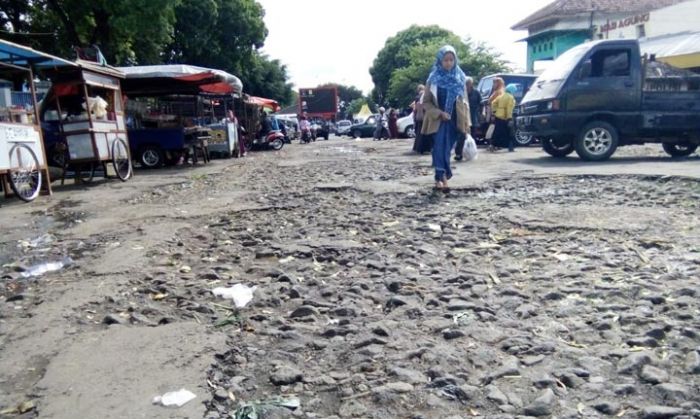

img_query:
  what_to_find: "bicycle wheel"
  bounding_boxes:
[77,162,96,183]
[8,143,42,202]
[111,138,132,181]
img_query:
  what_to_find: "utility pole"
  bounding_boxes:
[588,0,596,40]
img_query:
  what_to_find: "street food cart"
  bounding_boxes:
[118,65,243,167]
[40,60,132,183]
[0,40,59,202]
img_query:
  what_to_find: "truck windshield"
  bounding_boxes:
[523,44,589,103]
[538,44,589,83]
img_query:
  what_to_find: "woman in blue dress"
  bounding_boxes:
[421,45,471,190]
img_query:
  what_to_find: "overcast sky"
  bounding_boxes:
[256,0,552,93]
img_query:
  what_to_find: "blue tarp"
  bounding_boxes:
[0,39,76,69]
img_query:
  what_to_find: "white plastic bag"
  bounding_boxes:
[485,123,495,140]
[212,284,257,308]
[153,389,196,407]
[463,134,478,161]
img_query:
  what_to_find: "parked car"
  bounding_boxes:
[517,39,700,161]
[397,113,415,138]
[350,115,378,138]
[477,73,538,146]
[336,120,353,136]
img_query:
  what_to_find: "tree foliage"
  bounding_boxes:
[26,0,179,64]
[0,0,294,104]
[369,25,454,104]
[347,97,375,118]
[370,25,510,108]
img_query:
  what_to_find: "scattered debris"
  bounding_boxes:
[153,389,197,408]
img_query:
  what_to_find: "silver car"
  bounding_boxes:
[336,120,352,136]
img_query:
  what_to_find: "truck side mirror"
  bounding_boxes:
[579,60,592,79]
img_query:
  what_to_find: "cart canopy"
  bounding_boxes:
[117,64,243,96]
[0,39,76,69]
[247,96,280,112]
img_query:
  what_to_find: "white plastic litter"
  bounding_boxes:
[20,257,74,278]
[152,389,196,407]
[212,284,257,308]
[463,134,478,161]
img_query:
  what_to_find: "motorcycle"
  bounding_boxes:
[252,130,285,151]
[300,127,314,144]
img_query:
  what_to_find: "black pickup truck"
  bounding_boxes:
[517,39,700,161]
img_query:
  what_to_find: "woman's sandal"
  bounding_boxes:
[442,179,450,192]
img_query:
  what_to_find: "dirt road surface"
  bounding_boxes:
[1,139,699,419]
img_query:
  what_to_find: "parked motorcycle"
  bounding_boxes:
[252,130,285,150]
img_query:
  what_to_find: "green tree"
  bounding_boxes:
[167,0,267,74]
[371,25,509,108]
[0,0,294,104]
[369,25,454,104]
[242,53,294,106]
[27,0,179,64]
[167,0,292,104]
[347,96,376,117]
[387,37,509,108]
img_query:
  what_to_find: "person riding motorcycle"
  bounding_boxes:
[258,109,272,138]
[299,115,312,143]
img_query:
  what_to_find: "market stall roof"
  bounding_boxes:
[117,64,243,96]
[247,96,280,112]
[0,39,76,69]
[640,31,700,69]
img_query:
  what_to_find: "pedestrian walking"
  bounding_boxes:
[374,107,390,140]
[455,77,483,161]
[491,83,516,152]
[388,108,399,139]
[412,85,429,153]
[421,45,471,190]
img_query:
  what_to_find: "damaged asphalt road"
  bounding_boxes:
[1,139,699,419]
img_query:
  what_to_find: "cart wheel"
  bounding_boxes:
[112,138,132,181]
[77,163,96,183]
[8,143,42,202]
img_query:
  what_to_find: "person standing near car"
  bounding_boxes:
[455,77,483,161]
[412,84,426,153]
[388,108,399,139]
[374,107,389,141]
[467,78,482,139]
[421,45,470,190]
[491,83,516,152]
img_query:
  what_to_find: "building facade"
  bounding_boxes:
[513,0,700,72]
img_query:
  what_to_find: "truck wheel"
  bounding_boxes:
[575,121,618,161]
[542,138,574,158]
[662,143,697,158]
[139,146,164,169]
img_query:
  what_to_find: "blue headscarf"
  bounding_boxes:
[505,84,518,95]
[426,45,467,116]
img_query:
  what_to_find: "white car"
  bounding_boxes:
[336,120,352,136]
[397,113,415,138]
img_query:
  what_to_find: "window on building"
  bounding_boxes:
[549,42,554,50]
[637,24,646,38]
[582,49,631,78]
